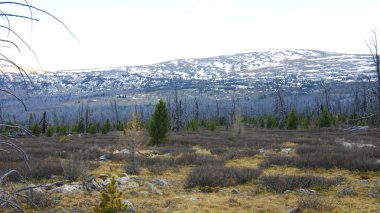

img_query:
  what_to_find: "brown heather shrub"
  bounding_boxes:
[261,145,380,172]
[260,174,341,193]
[209,147,229,155]
[139,156,176,174]
[155,145,196,156]
[26,159,64,179]
[222,149,260,160]
[297,194,335,212]
[185,165,262,188]
[176,153,224,166]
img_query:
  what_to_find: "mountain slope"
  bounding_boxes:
[2,49,375,95]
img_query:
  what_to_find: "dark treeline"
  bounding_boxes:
[0,80,378,137]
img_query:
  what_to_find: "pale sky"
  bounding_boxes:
[3,0,380,71]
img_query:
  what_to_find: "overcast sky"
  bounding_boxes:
[4,0,380,71]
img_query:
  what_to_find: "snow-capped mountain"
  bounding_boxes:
[2,49,376,95]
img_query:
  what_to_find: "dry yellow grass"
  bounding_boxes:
[3,129,379,212]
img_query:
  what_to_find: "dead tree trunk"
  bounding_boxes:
[366,30,380,126]
[40,112,47,134]
[174,88,180,131]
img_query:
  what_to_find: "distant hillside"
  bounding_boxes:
[2,49,375,96]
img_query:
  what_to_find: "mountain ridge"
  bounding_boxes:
[2,49,375,96]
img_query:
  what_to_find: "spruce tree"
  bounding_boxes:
[317,107,332,128]
[148,99,169,145]
[286,108,298,129]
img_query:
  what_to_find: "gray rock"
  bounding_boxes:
[147,183,157,191]
[344,126,369,132]
[155,189,163,195]
[99,155,108,161]
[376,159,380,164]
[357,143,376,148]
[51,184,82,193]
[337,186,356,196]
[117,175,131,186]
[283,190,294,194]
[154,178,168,187]
[102,178,111,186]
[27,184,45,197]
[281,148,292,155]
[122,200,136,213]
[231,188,239,195]
[297,189,317,194]
[139,191,150,196]
[90,179,103,190]
[288,207,301,213]
[147,183,162,195]
[120,149,131,155]
[127,181,139,189]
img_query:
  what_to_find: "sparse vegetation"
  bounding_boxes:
[297,194,335,212]
[261,143,380,172]
[260,174,341,193]
[186,165,262,188]
[1,128,379,212]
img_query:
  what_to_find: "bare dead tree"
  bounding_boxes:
[0,1,75,211]
[173,86,182,131]
[366,30,380,126]
[110,99,120,123]
[321,82,332,111]
[124,105,143,175]
[274,85,287,127]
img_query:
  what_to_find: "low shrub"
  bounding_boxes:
[59,135,70,143]
[260,174,340,193]
[210,147,229,155]
[84,146,104,160]
[259,154,293,168]
[185,165,262,188]
[223,149,259,160]
[297,194,335,212]
[261,145,380,172]
[176,153,224,166]
[155,146,196,156]
[125,162,141,175]
[27,159,64,179]
[61,153,88,182]
[140,157,176,174]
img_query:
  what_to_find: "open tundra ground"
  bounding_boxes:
[1,127,380,212]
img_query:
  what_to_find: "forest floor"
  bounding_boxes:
[1,127,380,212]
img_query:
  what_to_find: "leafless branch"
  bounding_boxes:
[0,1,78,41]
[0,89,27,111]
[0,141,29,168]
[0,123,33,136]
[0,170,23,185]
[0,13,39,21]
[0,198,25,212]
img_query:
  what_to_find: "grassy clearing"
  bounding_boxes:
[1,128,379,212]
